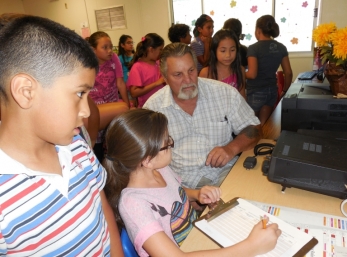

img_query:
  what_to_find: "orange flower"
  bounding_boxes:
[312,22,336,47]
[312,23,347,66]
[330,27,347,60]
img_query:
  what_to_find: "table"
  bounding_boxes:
[181,139,344,251]
[181,75,343,252]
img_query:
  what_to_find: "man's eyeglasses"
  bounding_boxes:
[160,136,174,151]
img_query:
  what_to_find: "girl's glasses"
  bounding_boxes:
[160,136,174,151]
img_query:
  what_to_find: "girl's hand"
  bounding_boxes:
[156,77,166,86]
[245,218,281,255]
[200,35,211,45]
[198,186,221,204]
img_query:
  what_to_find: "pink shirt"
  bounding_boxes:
[221,73,239,89]
[89,53,123,105]
[127,60,164,108]
[119,166,197,256]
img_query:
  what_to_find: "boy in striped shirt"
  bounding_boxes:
[0,16,123,256]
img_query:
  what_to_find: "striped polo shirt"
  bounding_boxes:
[0,135,110,256]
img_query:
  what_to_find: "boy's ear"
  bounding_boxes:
[10,74,37,109]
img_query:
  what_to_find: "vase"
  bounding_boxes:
[324,62,347,96]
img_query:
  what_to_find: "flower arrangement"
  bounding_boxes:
[312,22,347,67]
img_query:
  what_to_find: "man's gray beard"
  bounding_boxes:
[177,84,199,100]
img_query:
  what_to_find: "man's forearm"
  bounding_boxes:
[225,125,262,155]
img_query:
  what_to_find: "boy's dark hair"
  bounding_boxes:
[88,31,110,48]
[223,18,242,39]
[103,108,169,228]
[256,15,280,38]
[193,14,213,37]
[129,33,164,70]
[0,13,28,30]
[168,24,190,43]
[208,29,244,91]
[0,16,99,102]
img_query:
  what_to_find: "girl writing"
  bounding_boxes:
[127,33,165,108]
[88,31,129,161]
[246,15,293,125]
[190,14,214,73]
[199,29,246,99]
[103,109,281,257]
[118,34,134,83]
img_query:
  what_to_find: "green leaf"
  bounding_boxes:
[321,56,328,64]
[336,59,344,66]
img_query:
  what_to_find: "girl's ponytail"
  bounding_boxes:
[193,14,213,37]
[129,33,164,70]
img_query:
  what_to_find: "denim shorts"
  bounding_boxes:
[247,87,278,112]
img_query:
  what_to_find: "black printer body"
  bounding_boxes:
[281,83,347,132]
[267,131,347,199]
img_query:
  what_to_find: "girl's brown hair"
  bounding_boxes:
[103,109,168,228]
[129,33,164,70]
[88,31,110,48]
[256,15,280,38]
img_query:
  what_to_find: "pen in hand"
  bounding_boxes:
[261,215,268,229]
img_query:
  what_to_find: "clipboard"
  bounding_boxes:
[193,197,318,257]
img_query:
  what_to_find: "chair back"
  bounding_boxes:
[121,228,139,257]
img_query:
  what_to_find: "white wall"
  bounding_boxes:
[0,0,25,13]
[320,0,347,28]
[21,0,170,49]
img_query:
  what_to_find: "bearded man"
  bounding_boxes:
[144,43,261,190]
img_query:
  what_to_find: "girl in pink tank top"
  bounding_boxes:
[127,33,166,108]
[199,29,246,99]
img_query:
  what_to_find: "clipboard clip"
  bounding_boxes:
[205,198,239,222]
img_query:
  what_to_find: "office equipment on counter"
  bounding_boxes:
[266,130,347,199]
[193,198,317,256]
[281,82,347,132]
[297,70,317,80]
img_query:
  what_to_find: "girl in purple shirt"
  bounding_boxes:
[88,31,129,161]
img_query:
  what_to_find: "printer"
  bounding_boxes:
[281,82,347,132]
[266,130,347,199]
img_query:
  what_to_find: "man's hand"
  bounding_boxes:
[205,125,261,168]
[205,145,235,168]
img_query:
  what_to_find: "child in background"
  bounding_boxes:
[223,18,248,68]
[127,33,165,108]
[190,14,214,73]
[89,31,129,106]
[0,15,123,256]
[118,34,134,83]
[246,15,293,125]
[118,34,136,108]
[199,29,246,99]
[103,109,281,257]
[168,23,192,44]
[88,31,129,161]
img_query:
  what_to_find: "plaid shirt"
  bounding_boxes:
[144,78,260,188]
